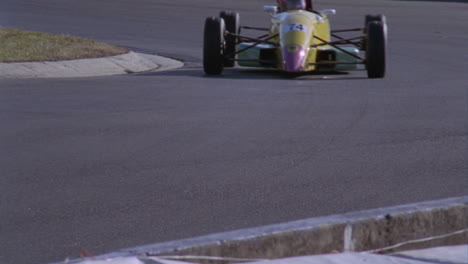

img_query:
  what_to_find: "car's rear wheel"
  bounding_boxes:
[364,14,386,32]
[203,17,225,75]
[219,11,240,67]
[366,21,387,79]
[362,14,386,50]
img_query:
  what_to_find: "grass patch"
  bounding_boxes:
[0,28,128,63]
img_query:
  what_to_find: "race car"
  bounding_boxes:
[203,0,387,78]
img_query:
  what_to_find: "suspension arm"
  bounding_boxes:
[331,28,363,33]
[240,26,270,31]
[233,34,279,55]
[313,35,365,62]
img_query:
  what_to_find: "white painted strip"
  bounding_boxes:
[343,224,355,252]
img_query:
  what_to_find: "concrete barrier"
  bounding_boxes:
[96,196,466,263]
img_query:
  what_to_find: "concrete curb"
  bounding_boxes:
[0,51,183,78]
[70,245,468,264]
[53,196,468,264]
[119,196,467,261]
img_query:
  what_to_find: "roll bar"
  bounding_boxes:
[305,0,313,11]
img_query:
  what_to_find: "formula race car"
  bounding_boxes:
[203,0,387,78]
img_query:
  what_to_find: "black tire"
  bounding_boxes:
[203,17,225,75]
[219,11,240,67]
[364,14,386,33]
[362,14,386,50]
[366,21,387,79]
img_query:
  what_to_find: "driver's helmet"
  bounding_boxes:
[278,0,306,11]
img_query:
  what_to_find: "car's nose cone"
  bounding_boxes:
[282,45,306,72]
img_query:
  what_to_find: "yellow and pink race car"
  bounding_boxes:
[203,0,387,78]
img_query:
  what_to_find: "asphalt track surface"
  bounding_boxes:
[0,1,467,263]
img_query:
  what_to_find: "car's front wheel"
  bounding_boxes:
[203,17,225,75]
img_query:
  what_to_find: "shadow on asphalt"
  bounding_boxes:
[137,67,369,81]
